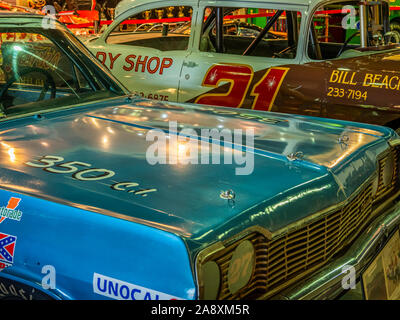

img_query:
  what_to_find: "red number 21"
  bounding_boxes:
[195,64,253,108]
[251,67,289,111]
[196,64,289,111]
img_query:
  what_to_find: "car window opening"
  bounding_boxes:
[308,0,395,60]
[106,6,193,52]
[200,7,302,59]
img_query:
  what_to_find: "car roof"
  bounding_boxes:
[115,0,310,17]
[0,13,71,33]
[115,0,391,18]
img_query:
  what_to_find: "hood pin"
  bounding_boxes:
[287,151,304,161]
[338,134,350,149]
[220,189,236,207]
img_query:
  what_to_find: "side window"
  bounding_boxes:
[200,7,302,59]
[308,1,391,60]
[106,6,193,51]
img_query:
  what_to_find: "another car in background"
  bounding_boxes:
[87,0,400,132]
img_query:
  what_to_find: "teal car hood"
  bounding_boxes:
[0,96,394,247]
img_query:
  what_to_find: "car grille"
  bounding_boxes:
[375,151,399,201]
[199,148,400,300]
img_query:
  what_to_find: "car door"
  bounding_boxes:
[178,3,323,117]
[305,0,400,128]
[88,1,197,102]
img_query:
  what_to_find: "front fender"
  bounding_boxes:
[0,189,196,300]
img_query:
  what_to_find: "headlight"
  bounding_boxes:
[201,261,221,300]
[227,240,255,294]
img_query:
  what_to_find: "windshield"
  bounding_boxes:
[0,21,127,119]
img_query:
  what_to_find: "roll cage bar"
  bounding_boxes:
[202,7,299,56]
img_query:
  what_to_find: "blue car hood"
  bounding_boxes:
[0,97,394,247]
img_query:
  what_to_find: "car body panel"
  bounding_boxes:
[93,44,185,102]
[0,96,395,240]
[0,187,196,300]
[185,51,400,124]
[89,0,198,102]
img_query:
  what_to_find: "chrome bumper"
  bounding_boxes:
[273,199,400,300]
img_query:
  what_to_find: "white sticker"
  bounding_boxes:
[93,273,182,300]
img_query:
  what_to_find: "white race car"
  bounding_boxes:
[86,0,400,131]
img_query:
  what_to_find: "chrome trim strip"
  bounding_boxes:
[389,138,400,148]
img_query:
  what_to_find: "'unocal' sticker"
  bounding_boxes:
[93,273,182,300]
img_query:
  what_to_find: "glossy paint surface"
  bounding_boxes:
[0,97,394,247]
[0,187,196,300]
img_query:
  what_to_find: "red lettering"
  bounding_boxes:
[159,58,173,75]
[96,51,107,65]
[147,57,161,74]
[123,54,136,71]
[135,55,148,73]
[6,33,15,41]
[108,52,121,70]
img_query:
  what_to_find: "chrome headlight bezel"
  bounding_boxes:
[382,151,395,188]
[201,260,221,300]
